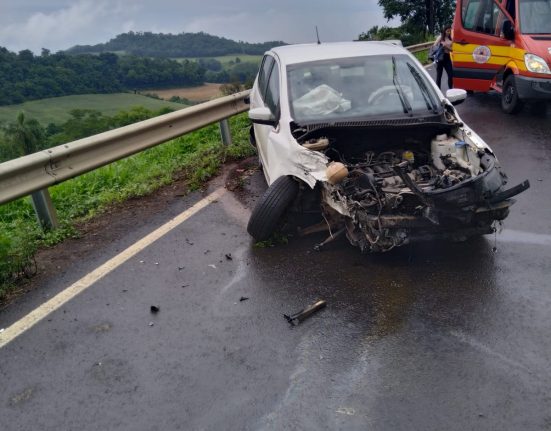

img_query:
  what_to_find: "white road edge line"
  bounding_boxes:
[0,186,227,349]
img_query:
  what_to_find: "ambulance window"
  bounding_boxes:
[463,0,482,28]
[462,0,507,36]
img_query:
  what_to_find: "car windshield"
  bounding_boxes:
[519,0,551,34]
[287,54,440,123]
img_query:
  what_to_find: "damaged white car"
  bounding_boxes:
[247,42,530,252]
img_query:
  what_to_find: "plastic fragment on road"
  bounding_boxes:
[225,253,233,260]
[239,296,249,302]
[150,305,160,313]
[284,300,327,326]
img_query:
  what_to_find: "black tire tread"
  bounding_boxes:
[247,176,299,241]
[501,75,523,114]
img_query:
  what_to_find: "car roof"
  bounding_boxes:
[269,41,409,66]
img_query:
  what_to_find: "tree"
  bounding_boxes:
[377,0,455,36]
[2,112,45,156]
[358,24,428,46]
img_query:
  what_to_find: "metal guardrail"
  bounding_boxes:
[407,41,435,54]
[0,41,434,228]
[0,91,250,207]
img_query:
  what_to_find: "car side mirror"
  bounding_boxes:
[446,88,467,106]
[249,107,278,126]
[502,20,515,40]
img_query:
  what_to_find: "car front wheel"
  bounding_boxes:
[501,75,523,114]
[247,175,299,241]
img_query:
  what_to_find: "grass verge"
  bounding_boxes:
[413,49,430,65]
[0,113,254,300]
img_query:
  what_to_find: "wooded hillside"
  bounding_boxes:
[67,31,285,58]
[0,48,204,106]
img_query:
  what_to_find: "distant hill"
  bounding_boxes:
[66,31,286,58]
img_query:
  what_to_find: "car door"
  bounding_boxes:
[453,0,513,90]
[250,54,281,182]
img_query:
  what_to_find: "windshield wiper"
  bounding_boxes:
[407,62,439,114]
[392,56,413,116]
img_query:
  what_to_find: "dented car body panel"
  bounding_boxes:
[248,42,529,251]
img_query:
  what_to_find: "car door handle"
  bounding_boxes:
[456,39,469,45]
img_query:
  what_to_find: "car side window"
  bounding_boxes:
[462,0,507,36]
[264,64,280,117]
[258,55,275,100]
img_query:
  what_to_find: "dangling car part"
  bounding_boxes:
[246,42,530,251]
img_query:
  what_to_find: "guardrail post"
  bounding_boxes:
[218,119,232,146]
[30,188,59,230]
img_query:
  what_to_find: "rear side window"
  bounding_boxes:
[257,56,275,100]
[462,0,507,36]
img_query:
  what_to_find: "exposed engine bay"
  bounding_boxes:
[296,127,530,252]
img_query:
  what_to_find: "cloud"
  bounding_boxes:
[182,7,390,44]
[0,0,394,53]
[0,0,123,53]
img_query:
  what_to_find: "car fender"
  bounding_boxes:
[504,60,521,76]
[263,127,329,188]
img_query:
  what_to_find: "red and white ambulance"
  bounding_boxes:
[452,0,551,113]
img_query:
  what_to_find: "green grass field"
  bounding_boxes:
[177,54,262,66]
[0,93,185,126]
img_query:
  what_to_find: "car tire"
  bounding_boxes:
[501,75,523,114]
[247,175,299,241]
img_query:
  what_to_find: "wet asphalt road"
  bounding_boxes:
[1,82,550,430]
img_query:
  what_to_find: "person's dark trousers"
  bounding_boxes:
[436,53,453,90]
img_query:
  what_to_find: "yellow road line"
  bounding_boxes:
[0,187,226,349]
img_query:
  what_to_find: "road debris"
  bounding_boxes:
[185,238,194,245]
[181,284,189,288]
[239,296,249,302]
[150,305,160,313]
[178,266,185,271]
[336,407,356,416]
[284,300,327,326]
[208,264,217,269]
[0,328,5,333]
[148,322,154,327]
[225,253,233,260]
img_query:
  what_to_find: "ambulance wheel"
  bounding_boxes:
[501,75,523,114]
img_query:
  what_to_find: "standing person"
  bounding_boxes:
[434,26,453,90]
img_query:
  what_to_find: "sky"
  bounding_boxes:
[0,0,396,54]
